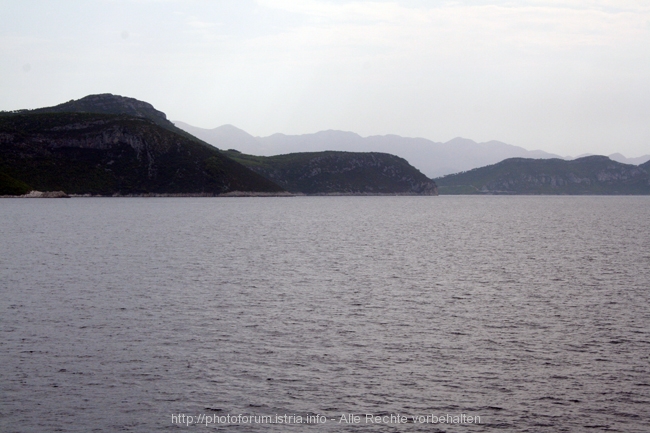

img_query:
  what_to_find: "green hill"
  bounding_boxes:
[224,150,438,195]
[435,156,650,194]
[0,111,284,195]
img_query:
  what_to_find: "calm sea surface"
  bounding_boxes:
[1,196,649,432]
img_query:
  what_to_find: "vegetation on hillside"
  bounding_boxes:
[224,150,438,195]
[0,112,284,195]
[435,156,650,194]
[18,93,213,148]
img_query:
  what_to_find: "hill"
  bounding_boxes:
[30,94,170,126]
[223,150,438,195]
[174,122,564,178]
[174,122,267,155]
[607,153,650,166]
[26,94,207,146]
[435,156,650,195]
[0,111,284,196]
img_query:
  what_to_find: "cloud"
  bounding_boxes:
[253,0,650,51]
[257,0,409,22]
[187,19,218,29]
[1,0,648,156]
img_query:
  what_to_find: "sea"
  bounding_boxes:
[1,196,649,432]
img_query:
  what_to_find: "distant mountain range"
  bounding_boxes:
[435,156,650,195]
[174,122,650,178]
[3,95,648,197]
[577,153,650,166]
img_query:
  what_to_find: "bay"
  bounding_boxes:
[1,196,649,432]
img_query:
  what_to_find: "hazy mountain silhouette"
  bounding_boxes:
[572,152,650,165]
[174,122,565,177]
[606,153,650,165]
[174,122,267,154]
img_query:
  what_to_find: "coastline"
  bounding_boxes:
[2,191,442,198]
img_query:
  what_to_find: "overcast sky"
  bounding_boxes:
[2,0,649,157]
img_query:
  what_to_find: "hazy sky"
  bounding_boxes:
[2,0,649,157]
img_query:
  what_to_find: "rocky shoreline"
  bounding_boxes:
[1,190,70,198]
[2,190,443,198]
[1,191,296,198]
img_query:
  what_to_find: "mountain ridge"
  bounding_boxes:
[434,155,650,195]
[173,122,564,177]
[223,150,438,195]
[174,121,650,177]
[21,94,211,148]
[29,94,171,127]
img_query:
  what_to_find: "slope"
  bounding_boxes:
[29,94,207,146]
[224,150,438,195]
[0,112,284,195]
[435,156,650,195]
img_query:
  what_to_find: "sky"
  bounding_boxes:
[1,0,649,157]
